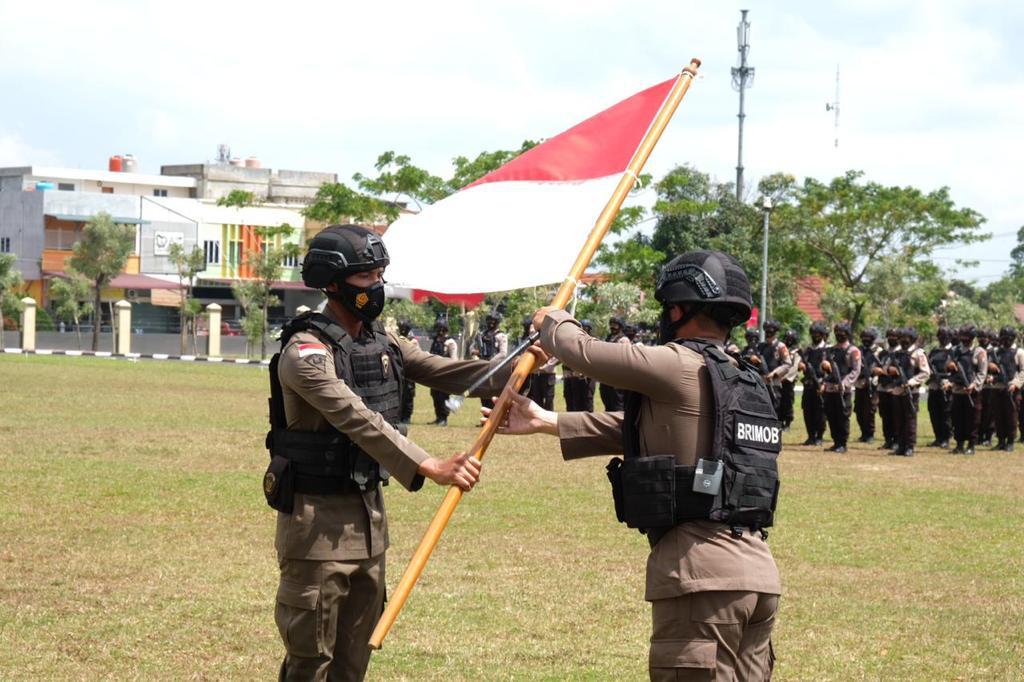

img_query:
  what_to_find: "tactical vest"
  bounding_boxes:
[995,346,1017,384]
[859,344,878,380]
[891,349,912,381]
[478,329,498,360]
[430,335,449,356]
[606,340,781,543]
[757,339,782,373]
[952,345,975,385]
[803,345,826,385]
[824,345,850,384]
[263,312,403,512]
[606,332,624,344]
[928,346,951,379]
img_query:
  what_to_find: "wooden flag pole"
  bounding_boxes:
[369,58,702,650]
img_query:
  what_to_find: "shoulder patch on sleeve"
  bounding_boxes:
[297,342,328,358]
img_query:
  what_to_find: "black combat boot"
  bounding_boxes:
[964,441,976,455]
[951,441,964,454]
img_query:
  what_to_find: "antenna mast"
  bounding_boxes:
[731,9,755,200]
[825,65,840,148]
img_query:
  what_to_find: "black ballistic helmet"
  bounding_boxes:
[435,318,450,333]
[900,326,917,341]
[301,224,389,289]
[655,250,752,327]
[833,321,852,336]
[999,325,1016,340]
[937,326,952,342]
[398,319,412,336]
[958,324,977,339]
[783,329,799,345]
[861,327,879,341]
[580,319,594,333]
[763,319,781,334]
[810,321,829,335]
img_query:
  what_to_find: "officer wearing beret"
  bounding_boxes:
[266,224,518,681]
[488,250,780,680]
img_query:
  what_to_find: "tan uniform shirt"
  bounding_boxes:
[784,347,801,383]
[540,310,781,601]
[275,315,510,561]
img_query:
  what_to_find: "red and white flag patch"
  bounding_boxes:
[297,343,328,358]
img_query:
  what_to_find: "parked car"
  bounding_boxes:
[222,320,243,336]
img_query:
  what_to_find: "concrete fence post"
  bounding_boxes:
[207,303,222,357]
[20,297,36,352]
[115,300,131,355]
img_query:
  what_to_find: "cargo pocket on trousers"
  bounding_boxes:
[275,578,322,658]
[649,639,716,681]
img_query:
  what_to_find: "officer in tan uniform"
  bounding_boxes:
[266,224,520,681]
[486,250,780,680]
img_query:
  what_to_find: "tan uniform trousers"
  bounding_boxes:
[276,556,384,682]
[649,591,777,682]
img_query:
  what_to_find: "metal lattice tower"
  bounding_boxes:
[731,9,755,200]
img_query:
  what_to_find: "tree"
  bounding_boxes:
[49,273,93,349]
[69,212,135,351]
[231,224,301,359]
[773,170,987,330]
[0,253,25,348]
[576,281,657,337]
[168,242,206,354]
[353,151,448,210]
[303,182,399,225]
[446,140,538,192]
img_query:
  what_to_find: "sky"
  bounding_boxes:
[1,0,1021,283]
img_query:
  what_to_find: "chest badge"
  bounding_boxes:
[381,354,390,377]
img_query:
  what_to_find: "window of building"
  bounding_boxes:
[227,241,242,266]
[101,187,114,194]
[203,240,220,265]
[58,182,75,191]
[0,237,11,253]
[282,252,299,268]
[153,188,168,197]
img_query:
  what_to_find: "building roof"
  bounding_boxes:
[44,271,183,290]
[795,275,826,321]
[0,165,197,188]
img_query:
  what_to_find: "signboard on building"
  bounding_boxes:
[154,231,185,256]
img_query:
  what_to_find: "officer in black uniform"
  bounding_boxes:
[778,329,801,431]
[470,312,507,410]
[757,319,789,415]
[989,326,1024,451]
[397,319,416,425]
[821,322,861,453]
[429,319,456,426]
[948,324,986,454]
[926,327,954,448]
[563,319,596,411]
[876,328,900,450]
[598,316,629,411]
[739,328,763,369]
[977,328,996,446]
[854,327,881,443]
[800,322,829,446]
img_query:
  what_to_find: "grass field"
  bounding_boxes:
[1,354,1022,681]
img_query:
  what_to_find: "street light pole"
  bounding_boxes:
[759,196,772,342]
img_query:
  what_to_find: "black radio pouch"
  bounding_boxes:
[606,458,626,523]
[619,455,677,529]
[263,455,295,514]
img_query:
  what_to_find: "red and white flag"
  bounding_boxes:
[384,77,678,294]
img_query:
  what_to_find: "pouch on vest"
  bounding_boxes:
[264,455,295,514]
[620,455,677,529]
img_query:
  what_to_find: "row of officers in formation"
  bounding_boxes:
[403,315,1024,457]
[397,314,648,425]
[736,321,1024,456]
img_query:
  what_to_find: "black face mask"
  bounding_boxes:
[658,304,702,344]
[329,280,386,323]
